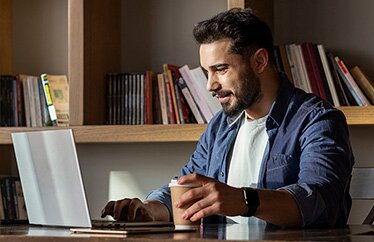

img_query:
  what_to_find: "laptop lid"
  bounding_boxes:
[12,129,92,228]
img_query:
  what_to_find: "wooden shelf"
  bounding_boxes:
[0,106,373,145]
[0,124,207,145]
[338,106,374,125]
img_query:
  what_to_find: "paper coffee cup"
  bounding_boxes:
[169,179,200,229]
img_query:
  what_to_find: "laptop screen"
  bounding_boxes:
[12,129,92,228]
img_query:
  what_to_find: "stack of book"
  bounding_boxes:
[0,74,69,127]
[0,176,28,223]
[274,43,374,106]
[106,64,221,125]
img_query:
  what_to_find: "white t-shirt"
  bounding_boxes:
[226,114,268,224]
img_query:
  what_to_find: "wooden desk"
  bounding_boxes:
[0,224,373,241]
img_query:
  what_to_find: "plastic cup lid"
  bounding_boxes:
[168,179,199,187]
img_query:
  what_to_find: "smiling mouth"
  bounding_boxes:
[213,92,232,104]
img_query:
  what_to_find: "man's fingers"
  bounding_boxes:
[113,199,131,220]
[126,198,142,221]
[101,201,115,218]
[177,173,212,186]
[181,194,216,221]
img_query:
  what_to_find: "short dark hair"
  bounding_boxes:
[193,8,274,63]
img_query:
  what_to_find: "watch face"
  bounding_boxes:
[243,188,259,217]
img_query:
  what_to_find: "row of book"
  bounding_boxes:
[274,43,374,106]
[106,64,221,125]
[107,44,374,125]
[0,176,27,221]
[0,74,69,127]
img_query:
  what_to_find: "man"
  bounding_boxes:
[101,8,354,228]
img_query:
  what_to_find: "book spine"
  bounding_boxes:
[286,44,302,89]
[316,45,340,106]
[15,179,27,220]
[179,65,213,122]
[40,74,58,125]
[279,44,294,83]
[176,77,205,124]
[190,67,221,115]
[174,82,185,124]
[301,43,320,96]
[326,52,349,106]
[312,44,332,103]
[157,74,169,124]
[167,69,180,124]
[350,66,374,104]
[335,57,371,106]
[294,44,312,93]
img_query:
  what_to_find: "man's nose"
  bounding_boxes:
[206,74,220,92]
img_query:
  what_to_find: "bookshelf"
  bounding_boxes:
[0,0,373,127]
[1,0,373,223]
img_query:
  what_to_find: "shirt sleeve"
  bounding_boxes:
[281,107,354,227]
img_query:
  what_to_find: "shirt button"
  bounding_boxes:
[220,172,224,177]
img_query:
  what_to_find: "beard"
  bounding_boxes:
[218,67,262,117]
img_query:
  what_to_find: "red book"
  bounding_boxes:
[301,43,319,96]
[305,43,327,100]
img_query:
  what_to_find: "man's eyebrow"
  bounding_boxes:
[208,63,229,70]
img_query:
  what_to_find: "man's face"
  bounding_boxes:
[200,39,261,117]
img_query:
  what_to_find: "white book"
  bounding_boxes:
[334,57,371,106]
[294,44,312,93]
[190,66,221,115]
[179,65,213,122]
[176,77,205,124]
[286,44,302,89]
[317,45,340,106]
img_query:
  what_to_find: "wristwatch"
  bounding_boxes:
[242,187,260,217]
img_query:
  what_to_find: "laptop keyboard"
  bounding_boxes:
[91,220,173,228]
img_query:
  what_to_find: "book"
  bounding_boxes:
[312,44,332,103]
[14,179,27,220]
[0,185,4,220]
[278,44,294,83]
[334,57,371,106]
[145,71,155,124]
[46,74,69,126]
[0,176,27,222]
[350,66,374,105]
[162,67,177,124]
[294,44,312,93]
[151,73,162,124]
[179,65,213,122]
[326,52,349,106]
[40,74,58,126]
[300,43,320,96]
[176,77,205,124]
[189,66,221,116]
[285,44,302,89]
[163,65,180,124]
[157,73,169,124]
[316,45,340,106]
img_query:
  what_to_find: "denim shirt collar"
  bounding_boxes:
[266,73,295,129]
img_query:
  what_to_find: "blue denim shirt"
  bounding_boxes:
[146,74,354,228]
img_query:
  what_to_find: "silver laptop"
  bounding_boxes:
[11,129,183,234]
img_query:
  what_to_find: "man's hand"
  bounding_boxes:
[175,174,247,222]
[101,198,169,222]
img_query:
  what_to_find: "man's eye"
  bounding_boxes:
[217,68,227,73]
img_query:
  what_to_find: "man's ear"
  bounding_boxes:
[251,48,269,74]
